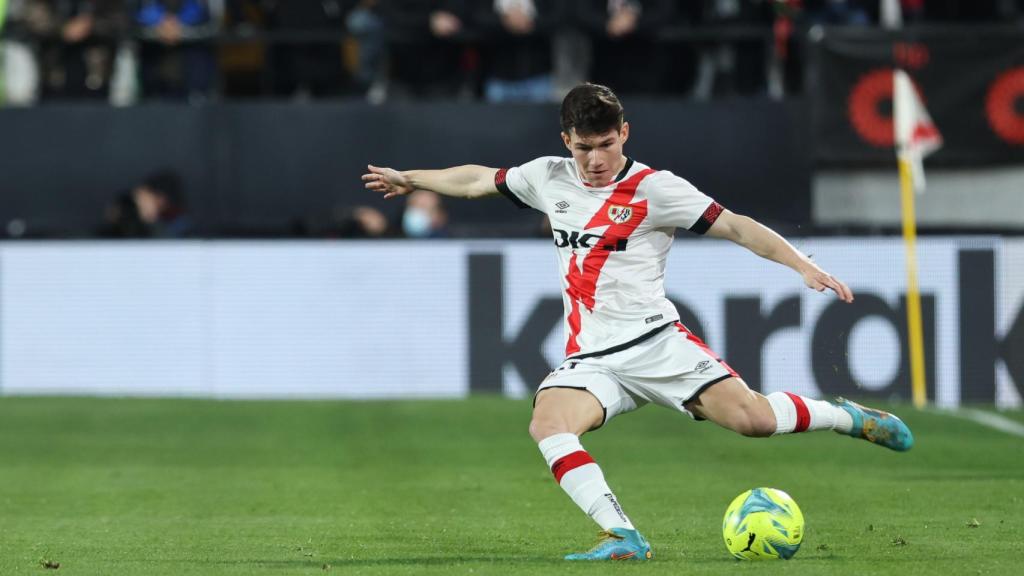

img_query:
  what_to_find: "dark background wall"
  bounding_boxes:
[0,99,811,237]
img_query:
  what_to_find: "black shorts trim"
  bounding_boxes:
[533,385,608,431]
[567,321,677,361]
[681,374,735,421]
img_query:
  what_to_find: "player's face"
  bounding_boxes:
[562,123,630,187]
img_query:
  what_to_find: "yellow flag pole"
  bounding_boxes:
[898,154,927,408]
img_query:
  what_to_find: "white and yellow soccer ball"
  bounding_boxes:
[722,487,804,560]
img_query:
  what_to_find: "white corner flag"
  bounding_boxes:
[894,69,942,193]
[893,68,941,409]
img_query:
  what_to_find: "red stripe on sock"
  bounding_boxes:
[785,392,811,432]
[550,450,595,483]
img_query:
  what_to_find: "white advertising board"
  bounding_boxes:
[0,238,1018,407]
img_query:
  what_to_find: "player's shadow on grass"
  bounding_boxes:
[184,552,918,568]
[192,556,563,568]
[332,556,563,567]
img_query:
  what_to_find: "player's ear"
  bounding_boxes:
[619,122,630,145]
[561,131,573,151]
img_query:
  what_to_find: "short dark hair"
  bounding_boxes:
[560,83,624,137]
[142,169,183,205]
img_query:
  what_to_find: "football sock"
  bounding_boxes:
[537,433,635,531]
[766,392,854,435]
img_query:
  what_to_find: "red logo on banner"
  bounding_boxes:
[985,66,1024,145]
[893,43,930,70]
[848,68,896,148]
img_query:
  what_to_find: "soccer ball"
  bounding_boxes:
[722,487,804,560]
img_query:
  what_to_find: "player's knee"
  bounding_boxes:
[528,415,570,442]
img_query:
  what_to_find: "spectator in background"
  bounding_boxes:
[99,189,148,237]
[474,0,565,103]
[2,0,54,104]
[136,0,216,101]
[266,0,353,98]
[100,169,193,238]
[346,0,387,99]
[133,169,193,237]
[218,0,270,98]
[56,1,126,99]
[690,0,773,100]
[2,0,126,101]
[379,0,472,99]
[43,0,126,99]
[401,189,447,238]
[331,204,392,238]
[575,0,674,95]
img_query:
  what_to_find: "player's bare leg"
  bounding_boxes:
[531,388,652,560]
[529,388,604,440]
[685,377,914,451]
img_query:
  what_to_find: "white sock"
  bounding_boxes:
[538,433,634,531]
[766,392,854,435]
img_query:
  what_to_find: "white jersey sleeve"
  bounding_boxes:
[643,170,725,234]
[494,156,561,212]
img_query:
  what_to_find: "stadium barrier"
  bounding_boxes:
[0,101,810,237]
[0,238,1019,408]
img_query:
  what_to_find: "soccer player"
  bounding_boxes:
[362,83,914,561]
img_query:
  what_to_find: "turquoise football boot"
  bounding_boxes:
[564,528,652,561]
[834,398,914,452]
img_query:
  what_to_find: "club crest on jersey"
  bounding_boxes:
[608,205,633,224]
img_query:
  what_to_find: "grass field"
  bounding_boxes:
[1,397,1021,575]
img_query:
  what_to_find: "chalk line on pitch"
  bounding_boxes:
[937,408,1024,438]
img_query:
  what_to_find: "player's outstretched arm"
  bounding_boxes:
[362,164,500,200]
[707,210,854,303]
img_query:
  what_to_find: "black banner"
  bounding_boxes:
[810,26,1024,166]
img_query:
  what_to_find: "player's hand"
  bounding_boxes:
[363,165,414,199]
[802,267,854,303]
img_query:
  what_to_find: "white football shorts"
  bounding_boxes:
[536,322,739,427]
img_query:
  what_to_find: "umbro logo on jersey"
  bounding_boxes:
[608,205,633,224]
[695,360,713,373]
[555,201,570,213]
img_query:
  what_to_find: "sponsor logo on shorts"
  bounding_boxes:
[695,360,713,373]
[645,314,664,324]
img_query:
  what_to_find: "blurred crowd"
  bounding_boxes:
[2,1,1022,106]
[96,167,453,240]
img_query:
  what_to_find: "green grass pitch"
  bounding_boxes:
[1,396,1021,575]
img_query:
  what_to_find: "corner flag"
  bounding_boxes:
[893,69,941,409]
[894,69,942,192]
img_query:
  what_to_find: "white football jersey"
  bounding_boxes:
[496,156,724,359]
